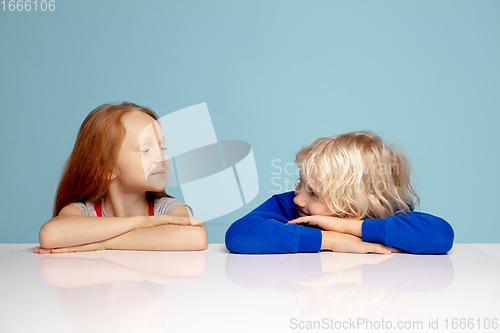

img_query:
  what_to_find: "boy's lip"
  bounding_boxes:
[297,208,309,216]
[151,170,166,176]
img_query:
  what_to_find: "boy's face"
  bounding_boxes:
[294,175,330,217]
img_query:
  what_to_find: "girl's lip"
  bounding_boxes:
[151,171,166,176]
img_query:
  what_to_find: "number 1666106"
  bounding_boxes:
[2,0,55,11]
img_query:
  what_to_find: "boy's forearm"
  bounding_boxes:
[361,212,454,254]
[320,230,392,254]
[344,220,363,237]
[104,224,208,251]
[321,230,336,251]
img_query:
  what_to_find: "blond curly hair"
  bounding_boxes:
[295,131,419,219]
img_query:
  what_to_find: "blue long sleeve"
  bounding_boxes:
[225,191,454,254]
[362,211,454,254]
[225,192,322,254]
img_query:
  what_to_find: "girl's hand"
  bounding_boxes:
[288,215,363,237]
[139,215,203,229]
[321,230,401,255]
[34,241,107,254]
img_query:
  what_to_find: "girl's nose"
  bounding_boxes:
[160,153,169,168]
[154,145,167,164]
[160,148,169,163]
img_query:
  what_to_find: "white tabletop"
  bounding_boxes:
[0,244,499,333]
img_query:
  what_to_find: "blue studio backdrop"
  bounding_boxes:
[1,0,499,243]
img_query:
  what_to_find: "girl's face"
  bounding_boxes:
[294,175,330,217]
[113,111,169,192]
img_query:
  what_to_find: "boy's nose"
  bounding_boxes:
[294,187,306,208]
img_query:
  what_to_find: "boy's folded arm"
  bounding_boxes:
[225,193,322,254]
[225,213,322,254]
[362,211,454,254]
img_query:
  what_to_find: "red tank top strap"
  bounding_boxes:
[94,201,103,217]
[95,199,153,216]
[148,200,154,216]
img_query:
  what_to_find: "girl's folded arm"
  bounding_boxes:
[40,204,208,252]
[362,211,454,254]
[103,223,208,251]
[39,205,144,249]
[103,205,208,251]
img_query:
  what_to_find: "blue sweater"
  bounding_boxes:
[225,191,454,254]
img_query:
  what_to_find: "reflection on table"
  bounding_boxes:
[0,244,498,333]
[226,252,454,322]
[36,250,207,333]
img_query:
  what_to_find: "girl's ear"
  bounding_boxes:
[104,172,116,180]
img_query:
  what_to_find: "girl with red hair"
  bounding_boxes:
[36,102,208,253]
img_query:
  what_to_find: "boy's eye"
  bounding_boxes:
[141,149,150,153]
[161,147,167,152]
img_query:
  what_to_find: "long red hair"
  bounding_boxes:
[53,102,171,217]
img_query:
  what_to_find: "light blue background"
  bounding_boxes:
[1,0,499,243]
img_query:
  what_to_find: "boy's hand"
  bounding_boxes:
[321,230,401,255]
[288,215,363,237]
[139,215,203,229]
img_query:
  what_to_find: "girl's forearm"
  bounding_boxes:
[39,215,143,249]
[103,224,208,251]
